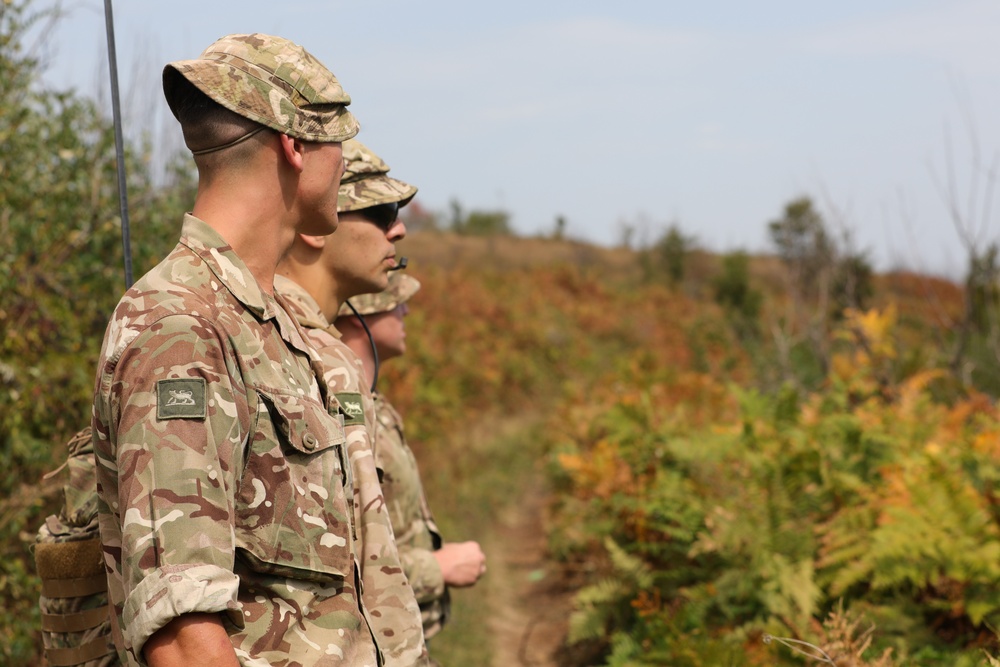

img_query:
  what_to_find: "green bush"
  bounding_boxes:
[551,308,1000,665]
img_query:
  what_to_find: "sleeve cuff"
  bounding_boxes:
[123,563,242,660]
[399,547,446,604]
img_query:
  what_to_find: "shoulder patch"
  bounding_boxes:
[335,392,365,427]
[156,378,207,420]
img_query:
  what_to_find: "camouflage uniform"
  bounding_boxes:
[92,35,379,666]
[372,394,450,640]
[93,217,378,667]
[273,139,427,666]
[343,276,451,640]
[275,277,428,667]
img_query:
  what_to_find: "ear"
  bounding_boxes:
[279,134,305,173]
[298,234,326,249]
[339,314,366,332]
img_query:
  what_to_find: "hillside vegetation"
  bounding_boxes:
[389,230,999,667]
[5,1,1000,665]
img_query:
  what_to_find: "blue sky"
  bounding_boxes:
[34,0,1000,277]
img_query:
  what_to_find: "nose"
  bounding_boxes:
[388,219,407,242]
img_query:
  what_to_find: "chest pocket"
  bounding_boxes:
[235,388,353,581]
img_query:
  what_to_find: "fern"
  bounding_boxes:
[568,538,653,645]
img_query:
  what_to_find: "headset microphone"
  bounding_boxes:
[389,257,408,271]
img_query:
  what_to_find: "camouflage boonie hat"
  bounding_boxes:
[339,139,418,213]
[340,273,420,317]
[163,33,359,142]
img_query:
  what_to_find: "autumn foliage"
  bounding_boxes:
[5,2,1000,665]
[550,306,1000,665]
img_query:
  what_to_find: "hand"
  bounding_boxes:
[433,541,487,588]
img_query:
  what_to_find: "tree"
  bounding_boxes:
[768,197,836,306]
[766,197,840,379]
[712,250,762,338]
[448,198,512,236]
[553,214,567,240]
[832,251,875,314]
[925,93,1000,386]
[967,244,1000,333]
[0,2,190,660]
[656,224,694,286]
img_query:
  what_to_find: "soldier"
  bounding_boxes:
[337,272,487,658]
[274,138,427,666]
[91,34,380,666]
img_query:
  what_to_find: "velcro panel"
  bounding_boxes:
[35,537,104,580]
[41,574,108,599]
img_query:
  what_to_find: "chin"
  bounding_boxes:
[300,215,338,236]
[378,344,406,361]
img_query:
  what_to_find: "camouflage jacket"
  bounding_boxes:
[92,215,379,667]
[275,276,429,667]
[373,395,450,640]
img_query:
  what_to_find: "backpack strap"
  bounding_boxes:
[41,605,111,633]
[40,573,108,598]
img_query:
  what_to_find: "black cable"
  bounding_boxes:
[343,300,379,394]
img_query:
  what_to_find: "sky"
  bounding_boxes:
[30,0,1000,277]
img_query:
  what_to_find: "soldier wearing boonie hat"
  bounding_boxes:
[342,271,420,316]
[338,137,417,211]
[163,32,359,151]
[91,33,384,666]
[275,139,431,666]
[337,273,488,658]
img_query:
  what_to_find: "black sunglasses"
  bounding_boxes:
[358,202,400,232]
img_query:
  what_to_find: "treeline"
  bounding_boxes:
[0,2,190,660]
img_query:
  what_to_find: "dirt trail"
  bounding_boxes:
[486,473,574,667]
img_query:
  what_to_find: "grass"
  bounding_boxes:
[406,412,554,666]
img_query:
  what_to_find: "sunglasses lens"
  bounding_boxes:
[362,203,399,231]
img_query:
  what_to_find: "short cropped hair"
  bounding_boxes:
[164,68,271,167]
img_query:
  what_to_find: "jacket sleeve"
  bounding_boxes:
[397,544,445,604]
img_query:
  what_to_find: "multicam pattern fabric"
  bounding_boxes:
[164,33,359,143]
[373,395,450,640]
[337,139,418,213]
[275,276,429,667]
[340,273,421,318]
[92,215,378,667]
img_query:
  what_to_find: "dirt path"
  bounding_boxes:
[485,470,574,667]
[420,413,586,666]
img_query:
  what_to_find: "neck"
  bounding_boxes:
[342,327,377,390]
[193,197,292,295]
[275,254,345,322]
[190,145,295,294]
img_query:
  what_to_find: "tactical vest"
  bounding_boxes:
[34,427,119,666]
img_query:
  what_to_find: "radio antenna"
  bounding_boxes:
[103,0,133,289]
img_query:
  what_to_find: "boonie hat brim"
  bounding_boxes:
[163,33,359,143]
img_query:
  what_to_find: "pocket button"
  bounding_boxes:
[302,432,318,450]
